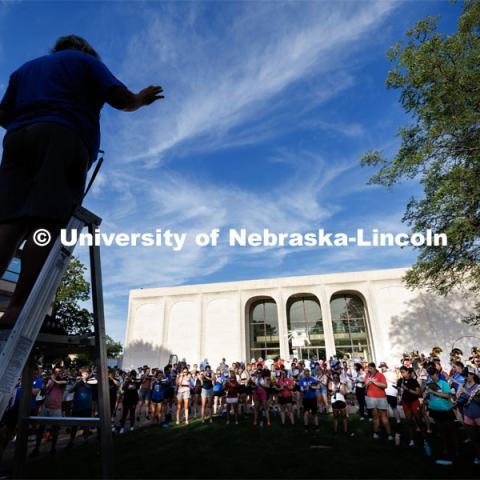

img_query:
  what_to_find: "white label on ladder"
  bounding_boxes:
[0,336,33,394]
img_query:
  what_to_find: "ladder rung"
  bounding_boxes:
[25,416,100,427]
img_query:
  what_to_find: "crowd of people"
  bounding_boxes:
[1,346,480,467]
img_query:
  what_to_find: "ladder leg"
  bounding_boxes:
[88,226,113,479]
[13,354,35,478]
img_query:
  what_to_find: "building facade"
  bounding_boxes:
[123,267,476,370]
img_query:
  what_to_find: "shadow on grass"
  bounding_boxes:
[20,415,479,479]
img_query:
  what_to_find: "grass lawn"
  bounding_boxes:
[19,414,479,479]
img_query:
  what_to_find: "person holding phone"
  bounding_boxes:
[176,367,192,426]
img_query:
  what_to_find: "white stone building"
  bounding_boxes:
[123,267,477,370]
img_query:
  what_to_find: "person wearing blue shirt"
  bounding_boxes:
[299,369,319,430]
[0,35,164,331]
[449,361,465,394]
[66,367,98,448]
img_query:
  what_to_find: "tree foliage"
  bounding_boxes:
[361,1,480,317]
[106,335,123,359]
[53,257,94,335]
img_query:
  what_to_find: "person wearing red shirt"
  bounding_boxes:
[224,372,240,425]
[275,369,295,425]
[364,362,393,440]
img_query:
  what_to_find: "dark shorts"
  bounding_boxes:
[278,396,293,405]
[387,395,398,409]
[332,400,347,410]
[303,397,318,413]
[0,122,89,224]
[429,409,455,423]
[139,388,151,402]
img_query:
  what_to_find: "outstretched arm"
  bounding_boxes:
[106,85,164,112]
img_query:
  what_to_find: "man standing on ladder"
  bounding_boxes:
[0,35,163,330]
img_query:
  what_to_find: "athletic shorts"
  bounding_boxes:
[429,409,456,423]
[226,397,238,404]
[253,387,267,403]
[151,397,165,404]
[201,388,213,398]
[402,399,420,414]
[317,385,328,395]
[463,414,480,426]
[332,400,347,410]
[365,396,388,411]
[0,122,89,224]
[302,397,318,413]
[278,396,293,405]
[213,390,224,397]
[41,406,62,417]
[387,395,398,409]
[177,390,191,401]
[139,388,151,402]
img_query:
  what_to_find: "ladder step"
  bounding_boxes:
[25,416,100,427]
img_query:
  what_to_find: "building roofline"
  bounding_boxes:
[129,266,411,299]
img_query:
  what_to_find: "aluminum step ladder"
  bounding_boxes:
[0,206,113,478]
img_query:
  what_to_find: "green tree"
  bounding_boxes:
[106,335,123,359]
[53,257,94,335]
[361,1,480,320]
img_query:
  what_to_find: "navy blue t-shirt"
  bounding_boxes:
[0,50,125,162]
[72,380,93,413]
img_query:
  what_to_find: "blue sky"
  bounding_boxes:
[0,0,462,342]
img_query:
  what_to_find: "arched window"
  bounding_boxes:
[287,295,325,360]
[330,293,371,361]
[248,300,280,360]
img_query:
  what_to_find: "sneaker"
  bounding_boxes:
[396,419,401,424]
[373,433,380,440]
[119,427,125,434]
[369,418,373,422]
[408,440,415,447]
[209,418,213,424]
[387,435,394,441]
[350,432,355,437]
[226,420,230,425]
[473,457,480,465]
[360,416,365,421]
[176,420,180,425]
[235,421,239,425]
[130,427,134,432]
[267,422,272,428]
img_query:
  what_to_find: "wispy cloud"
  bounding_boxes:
[105,1,397,165]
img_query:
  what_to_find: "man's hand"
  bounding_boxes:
[138,86,164,106]
[106,85,164,112]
